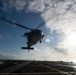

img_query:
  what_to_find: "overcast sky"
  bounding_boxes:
[0,0,76,62]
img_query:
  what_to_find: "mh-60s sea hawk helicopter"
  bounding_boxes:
[0,16,44,52]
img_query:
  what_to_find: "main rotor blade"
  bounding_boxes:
[36,21,45,29]
[36,16,52,29]
[0,16,32,30]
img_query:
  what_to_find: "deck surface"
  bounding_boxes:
[0,60,76,75]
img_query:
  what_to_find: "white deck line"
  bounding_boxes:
[39,63,68,74]
[0,61,32,73]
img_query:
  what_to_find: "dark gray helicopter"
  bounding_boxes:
[0,16,44,52]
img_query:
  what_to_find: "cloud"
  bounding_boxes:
[36,43,76,61]
[45,38,51,42]
[45,35,52,43]
[27,0,45,12]
[1,0,26,11]
[41,0,76,34]
[53,35,76,61]
[54,46,68,54]
[0,52,18,59]
[18,43,70,61]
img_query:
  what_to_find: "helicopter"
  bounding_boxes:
[0,16,44,52]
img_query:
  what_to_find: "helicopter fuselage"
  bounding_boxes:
[25,29,44,48]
